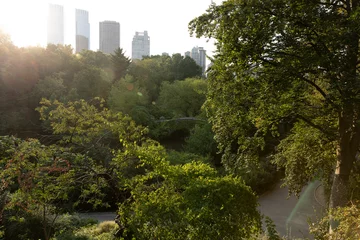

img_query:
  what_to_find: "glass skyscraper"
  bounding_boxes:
[75,9,90,53]
[47,4,64,45]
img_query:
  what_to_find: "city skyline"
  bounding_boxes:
[0,0,221,58]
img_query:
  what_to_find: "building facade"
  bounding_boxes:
[199,47,206,75]
[47,4,64,45]
[75,9,90,53]
[132,31,150,60]
[190,46,206,76]
[99,21,120,54]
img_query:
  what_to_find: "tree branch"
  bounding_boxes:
[296,114,336,139]
[298,75,338,109]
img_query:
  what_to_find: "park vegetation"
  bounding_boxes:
[2,0,360,239]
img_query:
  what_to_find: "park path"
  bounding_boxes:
[79,212,116,222]
[258,181,326,239]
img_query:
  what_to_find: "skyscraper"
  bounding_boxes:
[99,21,120,54]
[190,47,200,65]
[75,9,90,53]
[132,31,150,60]
[199,47,206,75]
[190,46,206,75]
[47,4,64,45]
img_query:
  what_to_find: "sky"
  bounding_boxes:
[0,0,222,59]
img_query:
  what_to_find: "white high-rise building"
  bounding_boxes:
[75,9,90,53]
[99,21,120,54]
[47,4,64,45]
[199,47,206,75]
[132,31,150,60]
[190,46,206,75]
[191,47,200,64]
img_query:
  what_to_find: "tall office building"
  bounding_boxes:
[47,4,64,45]
[190,46,206,75]
[184,51,191,57]
[199,47,206,75]
[75,9,90,53]
[132,31,150,60]
[190,47,200,65]
[99,21,120,54]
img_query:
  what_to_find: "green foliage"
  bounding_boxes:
[117,143,261,239]
[310,203,360,240]
[0,136,78,239]
[166,150,209,165]
[264,217,281,240]
[189,0,360,210]
[54,214,98,234]
[53,221,117,240]
[110,48,131,81]
[78,50,111,69]
[108,75,149,115]
[37,98,146,147]
[184,123,216,157]
[274,122,336,196]
[129,54,202,102]
[72,66,111,100]
[3,208,46,240]
[170,53,202,80]
[158,78,207,117]
[33,74,67,101]
[36,98,148,206]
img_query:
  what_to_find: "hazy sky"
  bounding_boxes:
[0,0,222,58]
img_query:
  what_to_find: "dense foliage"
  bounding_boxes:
[190,0,360,213]
[0,30,268,239]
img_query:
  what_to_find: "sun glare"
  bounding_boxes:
[0,1,47,47]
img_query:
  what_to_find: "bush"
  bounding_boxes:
[166,150,209,165]
[53,221,117,240]
[309,202,360,240]
[118,162,261,239]
[54,214,98,234]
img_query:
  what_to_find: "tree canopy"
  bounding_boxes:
[189,0,360,211]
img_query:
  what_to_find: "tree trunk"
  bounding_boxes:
[329,113,359,232]
[329,149,352,209]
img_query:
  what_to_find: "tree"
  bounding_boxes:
[178,56,202,80]
[0,136,75,240]
[111,48,131,81]
[36,98,148,205]
[72,66,111,101]
[128,55,202,102]
[117,144,261,239]
[184,123,217,159]
[32,74,67,102]
[108,75,149,115]
[78,50,111,69]
[158,78,207,117]
[189,0,360,214]
[129,56,173,101]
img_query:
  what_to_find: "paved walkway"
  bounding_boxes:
[79,212,116,222]
[258,181,327,239]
